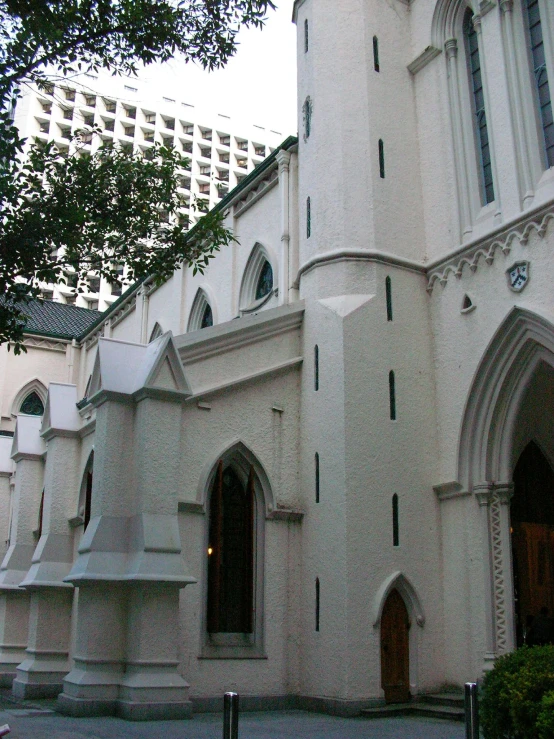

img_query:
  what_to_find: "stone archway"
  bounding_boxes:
[458,308,554,658]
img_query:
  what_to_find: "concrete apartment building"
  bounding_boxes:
[13,71,283,311]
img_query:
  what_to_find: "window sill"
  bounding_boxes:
[240,288,277,316]
[199,646,267,660]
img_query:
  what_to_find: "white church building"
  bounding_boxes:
[0,0,553,720]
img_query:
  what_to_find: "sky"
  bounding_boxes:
[140,1,298,138]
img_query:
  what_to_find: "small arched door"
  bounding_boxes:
[380,589,410,703]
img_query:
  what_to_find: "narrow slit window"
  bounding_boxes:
[385,276,393,321]
[315,453,320,503]
[314,344,319,391]
[392,494,399,546]
[305,19,309,53]
[315,578,320,631]
[464,10,495,204]
[525,0,554,168]
[307,196,311,238]
[379,139,385,179]
[373,36,380,72]
[389,370,396,420]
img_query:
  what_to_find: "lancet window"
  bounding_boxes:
[207,462,255,634]
[524,0,554,168]
[464,9,495,205]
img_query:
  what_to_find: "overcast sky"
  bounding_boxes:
[140,1,298,138]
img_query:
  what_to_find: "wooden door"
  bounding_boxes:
[381,589,410,704]
[513,522,554,626]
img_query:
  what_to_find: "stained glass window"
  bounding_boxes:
[20,391,44,416]
[201,303,213,328]
[464,10,495,204]
[525,0,554,168]
[255,260,273,301]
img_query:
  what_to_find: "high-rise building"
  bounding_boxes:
[13,71,284,311]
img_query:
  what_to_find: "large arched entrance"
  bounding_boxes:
[455,308,554,659]
[512,443,554,646]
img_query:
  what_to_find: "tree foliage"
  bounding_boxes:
[0,0,276,351]
[480,646,554,739]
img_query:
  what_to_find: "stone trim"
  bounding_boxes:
[427,201,554,291]
[188,357,303,402]
[267,508,304,523]
[408,46,442,75]
[297,249,425,286]
[177,303,305,363]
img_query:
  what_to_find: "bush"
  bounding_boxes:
[480,646,554,739]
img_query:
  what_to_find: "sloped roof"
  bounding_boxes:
[20,299,102,340]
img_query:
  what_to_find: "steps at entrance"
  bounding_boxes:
[361,692,465,722]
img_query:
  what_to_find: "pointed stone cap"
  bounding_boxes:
[89,332,191,403]
[41,383,80,439]
[11,414,45,462]
[318,294,374,318]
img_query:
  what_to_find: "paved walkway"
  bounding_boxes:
[0,706,465,739]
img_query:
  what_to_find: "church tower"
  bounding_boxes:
[293,0,445,706]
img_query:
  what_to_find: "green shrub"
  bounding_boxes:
[537,690,554,739]
[480,646,554,739]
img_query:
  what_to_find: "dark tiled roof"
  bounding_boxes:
[20,299,103,340]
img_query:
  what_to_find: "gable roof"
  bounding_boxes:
[19,299,102,340]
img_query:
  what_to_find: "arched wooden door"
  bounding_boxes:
[380,589,410,703]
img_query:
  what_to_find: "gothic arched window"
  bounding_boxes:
[78,452,94,531]
[207,461,255,634]
[188,288,216,331]
[201,302,213,329]
[255,260,273,301]
[20,391,44,416]
[239,244,276,314]
[464,9,495,205]
[524,0,554,169]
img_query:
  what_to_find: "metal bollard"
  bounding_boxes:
[464,682,479,739]
[223,691,239,739]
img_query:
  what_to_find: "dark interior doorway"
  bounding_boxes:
[512,441,554,647]
[380,588,410,703]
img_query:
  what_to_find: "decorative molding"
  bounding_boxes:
[297,249,425,285]
[408,46,442,75]
[110,294,138,330]
[372,572,426,628]
[234,166,279,218]
[20,337,67,353]
[490,491,509,655]
[427,202,554,292]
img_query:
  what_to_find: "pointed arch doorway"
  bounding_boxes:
[512,441,554,647]
[380,589,410,703]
